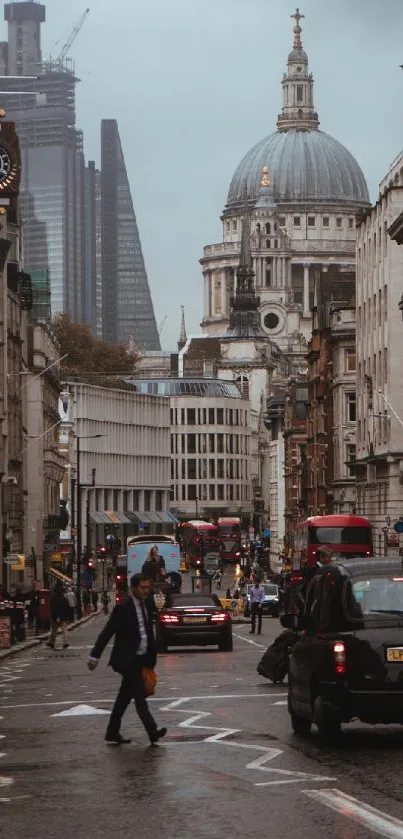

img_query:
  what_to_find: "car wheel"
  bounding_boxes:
[157,635,168,653]
[219,633,233,652]
[288,692,311,736]
[313,695,341,743]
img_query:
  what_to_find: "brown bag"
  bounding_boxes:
[142,667,157,697]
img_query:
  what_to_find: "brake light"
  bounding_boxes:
[160,614,179,624]
[333,641,347,675]
[116,575,122,581]
[211,613,229,622]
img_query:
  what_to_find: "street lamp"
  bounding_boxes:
[76,434,105,618]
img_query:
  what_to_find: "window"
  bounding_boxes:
[346,349,356,372]
[236,375,249,399]
[209,485,215,501]
[217,459,224,478]
[187,408,196,425]
[209,460,215,479]
[204,362,214,378]
[347,392,356,422]
[217,485,224,501]
[187,459,197,480]
[217,434,224,453]
[308,216,315,227]
[217,409,224,425]
[349,218,354,229]
[278,216,285,227]
[188,485,197,501]
[265,223,271,234]
[209,434,215,453]
[294,216,301,227]
[208,408,215,424]
[296,85,303,102]
[346,444,356,477]
[226,221,230,233]
[323,217,329,227]
[187,434,196,454]
[232,220,237,232]
[336,217,342,228]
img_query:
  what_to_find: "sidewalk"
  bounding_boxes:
[0,609,101,661]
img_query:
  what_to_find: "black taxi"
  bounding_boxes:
[282,558,403,741]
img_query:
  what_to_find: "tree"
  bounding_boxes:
[52,314,138,382]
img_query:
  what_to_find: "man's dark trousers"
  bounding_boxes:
[106,654,158,738]
[251,603,262,634]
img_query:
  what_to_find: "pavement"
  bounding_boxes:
[1,613,403,839]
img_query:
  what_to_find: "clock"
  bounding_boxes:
[0,147,11,182]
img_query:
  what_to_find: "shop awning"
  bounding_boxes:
[90,510,157,525]
[155,512,175,524]
[90,511,113,525]
[166,511,179,523]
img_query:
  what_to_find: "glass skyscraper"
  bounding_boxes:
[101,119,160,350]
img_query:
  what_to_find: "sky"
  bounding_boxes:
[5,0,403,349]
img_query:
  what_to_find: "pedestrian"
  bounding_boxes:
[65,587,76,623]
[47,582,70,650]
[101,590,110,615]
[141,545,166,583]
[26,582,40,630]
[249,581,265,635]
[88,573,167,746]
[92,590,99,612]
[82,588,91,615]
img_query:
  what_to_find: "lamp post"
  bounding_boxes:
[76,434,104,618]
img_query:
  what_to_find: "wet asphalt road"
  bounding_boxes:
[1,613,403,839]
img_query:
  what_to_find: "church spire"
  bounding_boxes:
[227,188,265,338]
[277,8,319,133]
[178,305,187,351]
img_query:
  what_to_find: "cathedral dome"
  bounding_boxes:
[226,129,370,212]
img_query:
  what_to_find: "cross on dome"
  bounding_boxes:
[291,8,305,48]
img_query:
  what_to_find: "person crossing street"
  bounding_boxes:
[249,581,265,635]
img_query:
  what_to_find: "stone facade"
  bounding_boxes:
[356,152,403,554]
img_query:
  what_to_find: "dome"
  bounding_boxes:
[226,129,370,212]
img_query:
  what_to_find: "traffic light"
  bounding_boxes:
[96,546,107,561]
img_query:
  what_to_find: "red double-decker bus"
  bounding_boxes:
[182,520,220,570]
[217,517,241,563]
[293,514,373,570]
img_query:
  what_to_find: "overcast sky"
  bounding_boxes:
[12,0,403,348]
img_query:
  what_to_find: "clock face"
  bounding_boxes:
[0,147,11,182]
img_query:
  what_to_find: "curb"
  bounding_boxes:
[0,610,101,661]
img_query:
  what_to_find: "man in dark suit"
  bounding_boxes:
[88,573,167,746]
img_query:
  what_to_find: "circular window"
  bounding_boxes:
[297,66,302,72]
[264,313,280,330]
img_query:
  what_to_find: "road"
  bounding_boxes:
[1,612,403,839]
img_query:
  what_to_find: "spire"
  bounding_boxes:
[227,187,265,339]
[277,8,319,133]
[255,165,276,209]
[178,305,187,351]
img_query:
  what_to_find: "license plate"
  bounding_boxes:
[386,647,403,662]
[183,616,207,624]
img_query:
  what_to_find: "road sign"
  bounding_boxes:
[4,554,20,565]
[263,529,271,538]
[394,521,403,533]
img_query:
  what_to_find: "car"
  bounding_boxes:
[156,593,233,652]
[243,583,280,618]
[282,557,403,742]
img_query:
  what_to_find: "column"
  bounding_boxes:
[203,272,209,319]
[221,271,226,316]
[303,263,310,317]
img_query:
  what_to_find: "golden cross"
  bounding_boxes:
[291,8,305,28]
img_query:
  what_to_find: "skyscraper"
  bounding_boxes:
[83,160,102,336]
[0,1,85,322]
[101,119,160,350]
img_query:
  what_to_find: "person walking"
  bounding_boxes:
[249,581,265,635]
[82,588,91,615]
[26,582,40,630]
[88,573,167,746]
[47,582,70,649]
[65,587,76,623]
[91,590,99,612]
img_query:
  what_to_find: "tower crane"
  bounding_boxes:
[158,315,167,337]
[58,8,90,65]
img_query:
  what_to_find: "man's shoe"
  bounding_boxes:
[105,733,131,745]
[149,727,167,745]
[249,630,255,634]
[63,643,69,649]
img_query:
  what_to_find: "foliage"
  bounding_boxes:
[52,314,137,384]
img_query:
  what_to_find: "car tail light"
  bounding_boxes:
[160,613,179,624]
[333,641,347,675]
[211,613,229,623]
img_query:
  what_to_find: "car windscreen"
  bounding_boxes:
[170,595,217,608]
[263,585,278,595]
[343,575,403,623]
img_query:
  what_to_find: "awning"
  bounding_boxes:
[155,512,175,524]
[89,510,173,526]
[166,511,179,523]
[90,511,112,525]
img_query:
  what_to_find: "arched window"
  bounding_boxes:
[235,375,250,400]
[265,222,271,234]
[256,223,261,233]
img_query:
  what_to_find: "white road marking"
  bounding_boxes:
[0,795,32,803]
[161,697,336,786]
[304,789,403,838]
[272,701,287,706]
[234,633,266,650]
[2,692,285,710]
[52,704,110,717]
[0,778,13,788]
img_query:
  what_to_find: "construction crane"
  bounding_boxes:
[58,8,90,65]
[158,315,167,337]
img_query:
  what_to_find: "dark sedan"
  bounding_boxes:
[156,593,233,652]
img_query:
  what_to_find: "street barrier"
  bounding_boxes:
[219,597,245,618]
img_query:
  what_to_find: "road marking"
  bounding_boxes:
[304,789,403,838]
[1,692,285,710]
[272,701,287,706]
[161,697,336,786]
[52,704,109,717]
[234,633,266,650]
[0,778,12,788]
